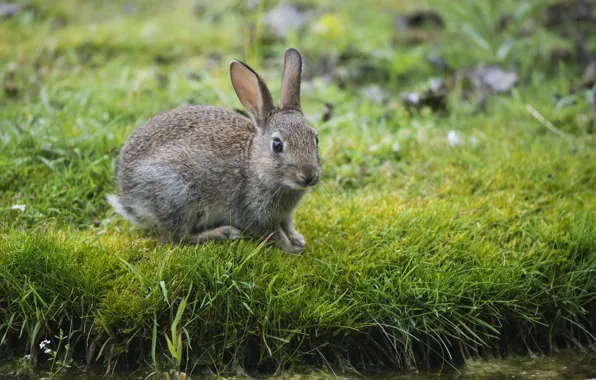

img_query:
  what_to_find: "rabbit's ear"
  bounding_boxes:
[230,60,274,126]
[280,48,302,111]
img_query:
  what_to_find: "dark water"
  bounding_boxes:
[1,350,595,379]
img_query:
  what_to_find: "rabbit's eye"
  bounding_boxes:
[272,138,283,153]
[315,135,319,145]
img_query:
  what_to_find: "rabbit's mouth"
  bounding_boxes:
[294,173,320,188]
[281,164,320,189]
[293,164,320,188]
[283,174,319,190]
[298,177,319,188]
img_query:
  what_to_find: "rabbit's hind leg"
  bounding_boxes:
[188,226,243,243]
[128,163,199,244]
[153,200,195,244]
[108,194,162,229]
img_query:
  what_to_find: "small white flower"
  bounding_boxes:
[447,130,463,147]
[392,142,400,152]
[39,339,50,349]
[24,354,31,360]
[44,348,52,354]
[11,204,26,212]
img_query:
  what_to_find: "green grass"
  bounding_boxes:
[1,0,595,377]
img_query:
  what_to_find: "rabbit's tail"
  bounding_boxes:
[107,194,140,224]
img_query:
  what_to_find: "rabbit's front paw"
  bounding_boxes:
[275,225,305,254]
[281,219,306,249]
[289,230,306,248]
[283,243,305,254]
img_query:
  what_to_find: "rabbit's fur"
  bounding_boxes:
[107,48,320,253]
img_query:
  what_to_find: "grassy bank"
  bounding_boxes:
[1,0,595,377]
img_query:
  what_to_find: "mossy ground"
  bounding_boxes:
[1,0,595,378]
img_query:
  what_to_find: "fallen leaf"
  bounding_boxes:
[263,3,309,38]
[0,3,24,19]
[468,64,518,93]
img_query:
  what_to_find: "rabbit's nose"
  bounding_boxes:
[300,164,319,187]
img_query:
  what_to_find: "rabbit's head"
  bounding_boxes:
[230,48,320,190]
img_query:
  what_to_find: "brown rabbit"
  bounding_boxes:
[107,48,320,253]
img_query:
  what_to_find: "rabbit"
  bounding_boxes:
[107,48,320,254]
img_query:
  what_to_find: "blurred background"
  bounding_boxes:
[2,0,595,123]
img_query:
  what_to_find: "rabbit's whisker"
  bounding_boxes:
[316,182,337,205]
[320,153,338,166]
[321,179,343,195]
